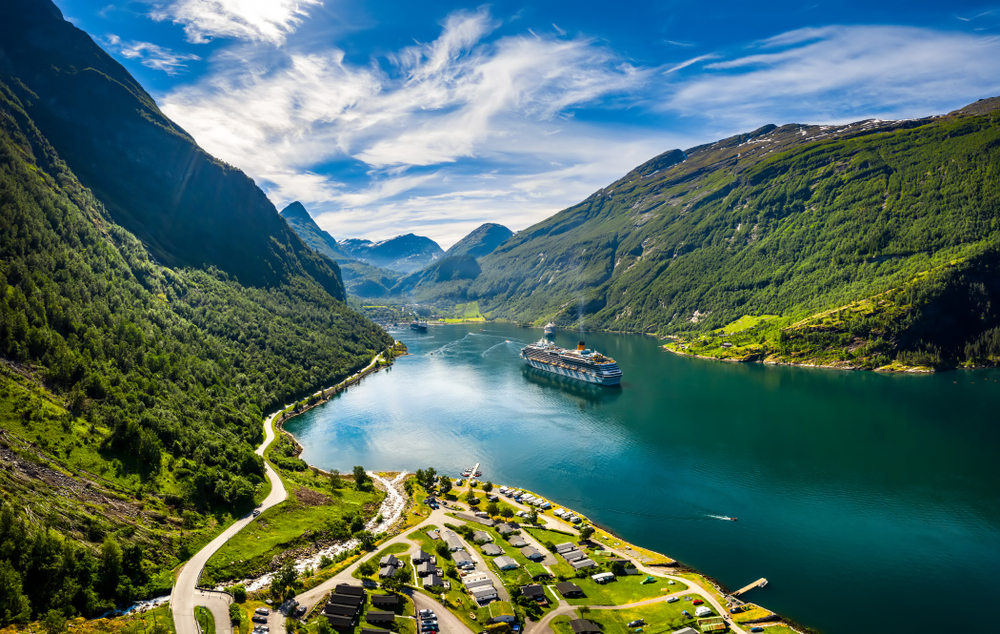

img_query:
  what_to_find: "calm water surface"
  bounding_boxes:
[285,324,1000,633]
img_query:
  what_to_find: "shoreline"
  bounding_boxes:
[271,361,813,634]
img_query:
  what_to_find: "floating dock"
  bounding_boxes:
[732,578,768,597]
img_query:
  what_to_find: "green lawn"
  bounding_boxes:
[560,573,687,607]
[550,615,576,634]
[585,598,706,634]
[525,527,577,549]
[203,484,381,584]
[194,607,216,634]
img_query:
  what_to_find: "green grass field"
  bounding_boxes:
[202,483,381,584]
[585,599,705,634]
[194,607,216,634]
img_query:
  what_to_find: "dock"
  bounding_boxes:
[732,578,768,597]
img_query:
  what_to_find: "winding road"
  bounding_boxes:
[171,353,385,634]
[171,349,743,634]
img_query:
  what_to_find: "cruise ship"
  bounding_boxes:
[520,340,622,385]
[543,322,557,336]
[410,320,428,331]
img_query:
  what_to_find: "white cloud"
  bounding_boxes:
[161,7,657,244]
[667,25,1000,124]
[149,0,322,45]
[161,17,1000,247]
[103,34,200,74]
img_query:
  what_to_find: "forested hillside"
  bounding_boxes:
[0,0,343,296]
[457,101,1000,368]
[0,2,393,622]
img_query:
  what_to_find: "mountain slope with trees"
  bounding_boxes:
[0,0,393,623]
[455,100,1000,368]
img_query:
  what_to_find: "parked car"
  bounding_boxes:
[418,610,434,616]
[293,607,306,618]
[692,599,704,605]
[666,597,679,603]
[252,509,261,517]
[254,608,270,616]
[627,620,644,627]
[251,616,267,624]
[750,629,764,633]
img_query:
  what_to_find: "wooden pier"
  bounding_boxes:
[732,578,768,597]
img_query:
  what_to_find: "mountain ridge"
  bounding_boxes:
[0,0,344,297]
[442,223,514,260]
[339,233,444,273]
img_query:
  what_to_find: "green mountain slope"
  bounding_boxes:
[461,101,1000,367]
[0,0,343,296]
[280,201,354,261]
[442,223,514,259]
[278,201,402,297]
[0,3,394,622]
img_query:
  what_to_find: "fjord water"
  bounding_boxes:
[286,324,1000,633]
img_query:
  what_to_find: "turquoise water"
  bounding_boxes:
[285,324,1000,633]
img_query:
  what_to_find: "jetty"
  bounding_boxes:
[732,578,768,597]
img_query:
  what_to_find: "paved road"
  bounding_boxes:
[171,352,386,634]
[171,410,289,634]
[408,589,473,634]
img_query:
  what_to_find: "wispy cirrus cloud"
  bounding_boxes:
[665,25,1000,124]
[148,0,322,44]
[103,34,200,73]
[159,13,1000,247]
[160,7,663,245]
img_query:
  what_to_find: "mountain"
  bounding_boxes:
[279,202,403,296]
[442,223,514,259]
[0,0,343,297]
[339,234,444,273]
[280,202,354,261]
[391,254,482,302]
[453,100,1000,369]
[0,0,392,620]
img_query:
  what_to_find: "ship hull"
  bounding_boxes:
[521,356,621,386]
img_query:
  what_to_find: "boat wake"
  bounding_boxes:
[706,514,738,521]
[481,339,521,357]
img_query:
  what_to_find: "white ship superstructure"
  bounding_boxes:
[520,340,622,386]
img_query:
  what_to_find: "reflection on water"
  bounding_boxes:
[520,365,623,405]
[287,323,1000,634]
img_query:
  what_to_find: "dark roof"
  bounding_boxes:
[496,523,513,534]
[371,594,399,606]
[555,542,577,553]
[324,615,354,630]
[556,582,583,596]
[327,593,364,607]
[423,573,445,587]
[417,561,435,573]
[323,603,358,617]
[569,619,601,634]
[335,584,366,596]
[520,584,545,598]
[366,611,395,623]
[414,549,430,562]
[379,554,399,566]
[361,629,391,634]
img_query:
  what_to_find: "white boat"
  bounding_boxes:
[520,339,622,386]
[543,322,556,335]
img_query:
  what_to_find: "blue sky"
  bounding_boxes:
[57,0,1000,248]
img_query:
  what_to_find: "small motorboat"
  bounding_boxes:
[730,517,738,521]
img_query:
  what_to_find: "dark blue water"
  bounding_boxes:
[285,324,1000,633]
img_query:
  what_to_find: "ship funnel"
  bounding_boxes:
[578,341,586,351]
